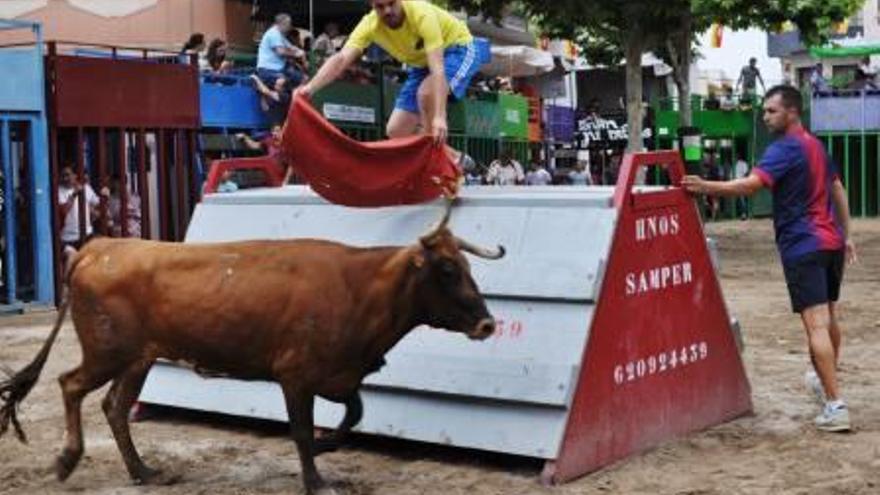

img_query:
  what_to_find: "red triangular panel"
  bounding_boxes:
[547,151,752,483]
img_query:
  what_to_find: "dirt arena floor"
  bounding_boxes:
[1,218,878,495]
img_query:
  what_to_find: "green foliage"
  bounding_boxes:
[694,0,864,46]
[448,0,864,66]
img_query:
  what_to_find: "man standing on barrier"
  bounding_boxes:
[682,85,857,432]
[293,0,478,172]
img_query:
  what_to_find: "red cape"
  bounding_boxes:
[283,96,460,207]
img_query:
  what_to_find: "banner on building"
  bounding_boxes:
[576,112,653,150]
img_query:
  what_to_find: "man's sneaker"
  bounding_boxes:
[804,369,826,404]
[814,401,851,432]
[457,153,476,173]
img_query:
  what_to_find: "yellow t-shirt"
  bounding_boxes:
[345,1,472,68]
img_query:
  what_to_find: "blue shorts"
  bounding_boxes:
[256,67,304,90]
[782,250,845,313]
[395,43,481,114]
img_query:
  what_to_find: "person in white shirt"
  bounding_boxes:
[313,23,340,59]
[486,150,525,185]
[857,56,878,90]
[568,162,592,185]
[525,161,552,186]
[256,14,306,93]
[57,166,106,255]
[733,154,750,220]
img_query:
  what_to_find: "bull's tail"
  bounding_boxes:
[0,253,79,443]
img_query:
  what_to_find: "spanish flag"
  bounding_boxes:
[710,23,723,48]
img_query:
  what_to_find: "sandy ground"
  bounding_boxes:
[1,218,878,495]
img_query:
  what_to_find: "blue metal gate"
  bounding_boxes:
[0,20,54,309]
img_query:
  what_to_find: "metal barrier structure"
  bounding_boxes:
[654,96,775,218]
[139,150,752,484]
[44,42,202,298]
[200,72,269,131]
[0,20,54,310]
[813,91,880,218]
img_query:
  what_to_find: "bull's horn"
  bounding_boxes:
[456,237,506,260]
[420,198,455,241]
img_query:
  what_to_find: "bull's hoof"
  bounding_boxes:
[314,487,339,495]
[133,466,182,486]
[54,451,80,482]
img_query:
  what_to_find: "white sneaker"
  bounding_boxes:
[804,370,826,404]
[814,401,851,432]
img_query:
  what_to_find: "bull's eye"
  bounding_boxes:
[440,259,459,278]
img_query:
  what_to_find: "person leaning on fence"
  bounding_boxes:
[107,176,142,238]
[485,149,524,186]
[682,85,857,433]
[856,56,878,90]
[313,22,340,61]
[294,0,480,176]
[282,27,310,79]
[257,14,307,95]
[525,160,552,186]
[568,162,592,186]
[205,38,233,74]
[736,57,765,101]
[810,63,831,95]
[179,32,206,67]
[235,125,293,184]
[250,73,290,126]
[57,166,107,258]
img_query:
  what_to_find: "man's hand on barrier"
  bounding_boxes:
[431,116,448,146]
[681,175,708,194]
[293,84,312,101]
[432,175,461,200]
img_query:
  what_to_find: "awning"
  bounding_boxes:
[480,45,555,77]
[810,43,880,59]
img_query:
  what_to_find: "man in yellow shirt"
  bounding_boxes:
[294,0,479,169]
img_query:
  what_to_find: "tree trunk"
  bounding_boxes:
[625,27,645,152]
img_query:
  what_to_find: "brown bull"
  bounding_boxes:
[0,205,504,494]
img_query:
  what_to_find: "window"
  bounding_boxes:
[796,67,813,90]
[832,64,858,86]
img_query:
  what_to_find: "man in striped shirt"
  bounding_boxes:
[682,85,857,432]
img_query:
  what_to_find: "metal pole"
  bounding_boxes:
[1,119,18,305]
[861,92,867,217]
[309,0,314,40]
[119,127,129,238]
[843,134,852,215]
[136,128,150,239]
[29,21,53,305]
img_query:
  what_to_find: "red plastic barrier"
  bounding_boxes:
[202,156,286,195]
[543,150,753,484]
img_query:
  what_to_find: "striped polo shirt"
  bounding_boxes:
[753,125,844,263]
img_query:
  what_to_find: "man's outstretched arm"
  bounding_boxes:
[295,46,362,99]
[425,48,449,145]
[681,172,764,197]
